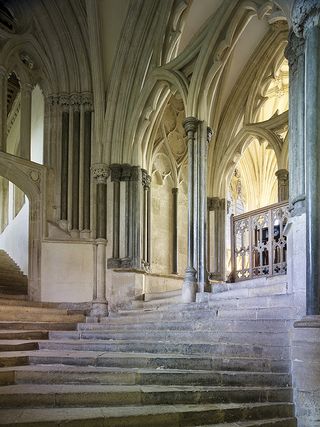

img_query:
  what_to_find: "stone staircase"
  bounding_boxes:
[0,250,28,298]
[0,280,297,426]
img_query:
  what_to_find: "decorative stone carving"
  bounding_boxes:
[130,166,141,182]
[142,169,151,188]
[91,163,110,184]
[183,116,199,134]
[285,31,305,76]
[110,164,122,182]
[292,0,320,37]
[121,164,132,181]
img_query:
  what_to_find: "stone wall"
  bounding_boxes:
[291,317,320,427]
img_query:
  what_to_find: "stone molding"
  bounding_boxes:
[292,0,320,37]
[47,92,93,111]
[91,163,110,184]
[183,116,199,134]
[142,169,151,188]
[207,196,225,211]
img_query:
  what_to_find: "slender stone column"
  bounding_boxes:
[110,164,121,260]
[91,163,110,317]
[60,103,69,223]
[142,170,151,270]
[19,83,33,160]
[198,124,212,292]
[121,165,132,260]
[182,117,199,302]
[275,169,289,202]
[82,107,92,232]
[71,96,81,234]
[293,0,320,315]
[172,188,178,274]
[285,31,305,215]
[0,67,7,152]
[131,166,142,269]
[207,197,223,280]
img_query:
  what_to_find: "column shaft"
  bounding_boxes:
[60,111,69,221]
[72,110,80,230]
[19,83,32,160]
[0,68,7,152]
[96,183,107,239]
[113,180,120,258]
[305,24,320,315]
[83,110,92,230]
[286,32,305,214]
[172,188,178,274]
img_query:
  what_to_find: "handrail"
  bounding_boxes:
[231,201,289,282]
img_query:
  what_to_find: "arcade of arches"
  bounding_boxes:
[0,0,319,426]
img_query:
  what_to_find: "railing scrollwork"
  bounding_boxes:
[231,201,289,281]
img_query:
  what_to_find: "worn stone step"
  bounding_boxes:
[199,418,296,427]
[0,305,68,315]
[0,311,85,322]
[0,321,79,331]
[207,294,294,310]
[39,339,290,359]
[21,350,290,372]
[80,318,293,333]
[49,329,289,346]
[0,330,48,340]
[0,384,292,409]
[6,364,291,387]
[0,402,295,426]
[0,294,27,300]
[107,306,298,322]
[0,340,39,352]
[0,354,29,368]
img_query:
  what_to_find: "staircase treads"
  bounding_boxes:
[38,338,290,359]
[0,384,292,408]
[0,402,295,426]
[1,364,291,387]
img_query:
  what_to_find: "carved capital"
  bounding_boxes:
[275,169,289,182]
[285,30,305,75]
[292,0,320,37]
[142,169,151,188]
[207,196,221,211]
[183,116,199,134]
[131,166,141,182]
[207,126,213,142]
[121,164,132,181]
[172,187,178,195]
[110,164,122,182]
[81,92,93,111]
[59,93,70,111]
[70,93,81,111]
[91,163,110,184]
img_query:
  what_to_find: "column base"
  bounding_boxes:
[182,267,197,303]
[90,301,108,318]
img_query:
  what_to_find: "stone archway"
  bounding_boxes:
[0,151,45,300]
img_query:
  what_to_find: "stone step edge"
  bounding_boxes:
[0,402,295,425]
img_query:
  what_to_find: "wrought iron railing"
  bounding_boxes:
[231,201,289,282]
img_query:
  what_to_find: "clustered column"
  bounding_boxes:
[292,0,320,315]
[53,93,93,236]
[107,164,151,271]
[285,30,305,215]
[182,117,212,302]
[91,163,109,317]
